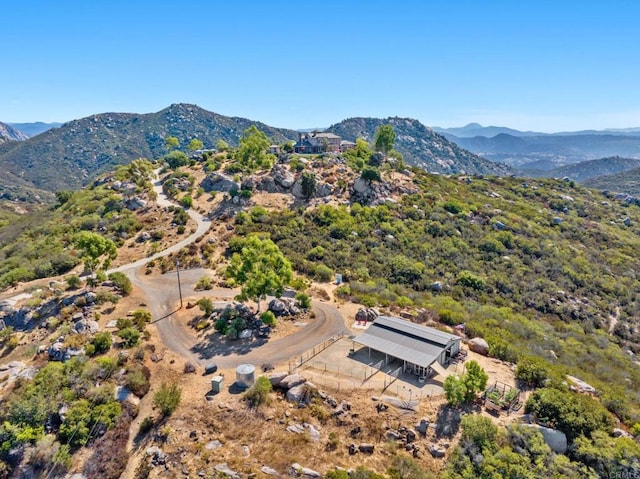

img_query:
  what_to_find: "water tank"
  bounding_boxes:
[235,364,256,389]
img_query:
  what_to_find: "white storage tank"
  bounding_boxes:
[236,364,256,389]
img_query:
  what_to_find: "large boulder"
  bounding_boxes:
[201,173,240,193]
[272,165,295,188]
[286,384,307,403]
[468,337,489,356]
[278,374,306,389]
[268,371,288,387]
[522,425,567,453]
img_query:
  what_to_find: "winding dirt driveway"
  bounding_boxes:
[109,172,348,368]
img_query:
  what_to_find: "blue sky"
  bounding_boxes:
[2,0,638,131]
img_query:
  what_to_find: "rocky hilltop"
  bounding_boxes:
[0,121,28,143]
[326,116,512,175]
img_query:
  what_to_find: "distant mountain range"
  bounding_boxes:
[434,123,640,171]
[434,123,640,138]
[0,105,510,201]
[8,122,61,137]
[524,156,640,183]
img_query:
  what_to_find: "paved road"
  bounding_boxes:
[111,171,348,368]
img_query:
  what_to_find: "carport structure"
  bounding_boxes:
[353,316,461,377]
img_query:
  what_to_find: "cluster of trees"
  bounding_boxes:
[0,356,137,477]
[0,159,158,288]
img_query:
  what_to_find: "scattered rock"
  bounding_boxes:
[286,384,308,403]
[261,466,278,475]
[429,444,446,458]
[214,463,240,479]
[358,443,375,454]
[205,440,222,450]
[201,173,240,193]
[289,463,321,478]
[268,371,288,387]
[612,428,633,439]
[417,418,429,436]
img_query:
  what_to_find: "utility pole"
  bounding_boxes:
[175,259,183,309]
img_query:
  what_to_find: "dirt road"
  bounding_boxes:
[111,171,348,368]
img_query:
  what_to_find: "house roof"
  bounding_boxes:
[353,316,460,368]
[312,132,341,139]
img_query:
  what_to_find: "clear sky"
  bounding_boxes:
[2,0,638,131]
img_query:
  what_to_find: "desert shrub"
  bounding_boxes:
[91,332,113,355]
[260,310,276,327]
[195,275,213,290]
[118,327,140,348]
[295,292,311,309]
[65,275,81,289]
[125,363,151,397]
[313,263,333,282]
[108,272,132,295]
[153,382,182,417]
[138,416,155,435]
[244,376,272,408]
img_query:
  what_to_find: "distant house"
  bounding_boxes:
[269,144,281,155]
[294,131,342,154]
[352,316,461,377]
[340,140,356,152]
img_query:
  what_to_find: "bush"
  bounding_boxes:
[295,292,311,309]
[153,382,182,417]
[313,264,333,282]
[460,414,498,451]
[118,327,140,348]
[65,275,81,289]
[244,376,272,408]
[260,310,276,327]
[195,275,213,290]
[139,416,155,435]
[125,364,151,397]
[515,356,549,387]
[108,272,132,295]
[525,387,615,440]
[92,332,113,354]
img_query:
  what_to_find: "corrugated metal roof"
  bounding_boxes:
[353,316,459,368]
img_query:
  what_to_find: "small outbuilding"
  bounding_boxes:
[353,316,461,377]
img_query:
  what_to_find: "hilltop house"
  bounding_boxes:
[294,131,342,154]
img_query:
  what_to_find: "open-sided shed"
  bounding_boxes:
[353,316,461,377]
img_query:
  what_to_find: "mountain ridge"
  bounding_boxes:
[7,121,62,137]
[0,121,28,143]
[0,105,512,198]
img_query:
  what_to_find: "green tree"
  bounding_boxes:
[463,360,489,398]
[444,375,467,406]
[74,231,117,273]
[344,137,373,170]
[300,171,318,200]
[226,235,293,312]
[234,125,276,173]
[165,136,179,151]
[188,138,204,151]
[361,166,381,183]
[153,382,182,417]
[164,150,189,169]
[283,141,295,153]
[65,274,81,289]
[197,298,214,317]
[374,124,396,154]
[215,139,230,151]
[460,414,498,451]
[180,195,193,209]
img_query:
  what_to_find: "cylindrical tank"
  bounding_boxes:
[235,364,256,389]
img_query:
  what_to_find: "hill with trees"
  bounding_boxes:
[584,165,640,196]
[524,156,640,182]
